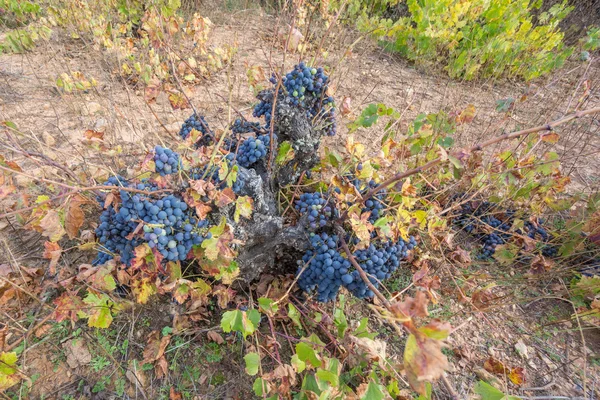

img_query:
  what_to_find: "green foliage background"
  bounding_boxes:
[333,0,579,80]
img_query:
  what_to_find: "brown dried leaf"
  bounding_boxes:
[448,247,471,266]
[216,187,236,208]
[83,129,104,140]
[349,335,387,369]
[40,209,66,242]
[456,104,476,124]
[472,287,497,309]
[213,285,236,309]
[484,357,507,375]
[509,367,525,385]
[207,330,224,344]
[145,82,162,103]
[541,132,560,144]
[529,255,554,275]
[169,387,183,400]
[340,96,352,116]
[404,333,449,395]
[264,364,297,395]
[65,195,86,239]
[0,326,6,350]
[43,241,61,274]
[142,331,171,364]
[391,291,429,320]
[254,274,275,297]
[35,324,52,338]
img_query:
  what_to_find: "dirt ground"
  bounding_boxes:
[1,3,600,399]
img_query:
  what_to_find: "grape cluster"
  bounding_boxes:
[351,178,385,222]
[525,221,549,241]
[234,134,270,168]
[255,62,336,136]
[297,233,351,302]
[283,63,328,105]
[231,118,262,134]
[154,146,181,176]
[94,178,208,266]
[452,197,557,259]
[295,192,335,230]
[296,233,415,302]
[179,114,213,146]
[581,259,600,277]
[252,100,273,128]
[320,96,337,137]
[347,237,415,298]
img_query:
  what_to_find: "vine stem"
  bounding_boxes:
[338,106,600,222]
[267,9,297,171]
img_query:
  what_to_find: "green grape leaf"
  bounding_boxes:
[295,342,322,368]
[244,352,260,376]
[361,381,385,400]
[258,297,279,316]
[275,141,295,165]
[288,303,302,329]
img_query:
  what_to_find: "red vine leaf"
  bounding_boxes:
[52,291,85,323]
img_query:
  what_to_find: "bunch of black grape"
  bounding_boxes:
[346,176,385,222]
[295,192,335,230]
[296,232,415,302]
[94,177,208,265]
[232,134,270,168]
[179,114,214,146]
[252,100,273,128]
[347,237,415,298]
[523,221,558,257]
[154,146,180,176]
[454,201,512,259]
[452,198,557,259]
[94,178,141,266]
[581,259,600,277]
[297,233,351,302]
[257,62,337,136]
[283,63,328,105]
[231,118,262,135]
[318,96,337,137]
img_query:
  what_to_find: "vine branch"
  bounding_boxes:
[338,106,600,221]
